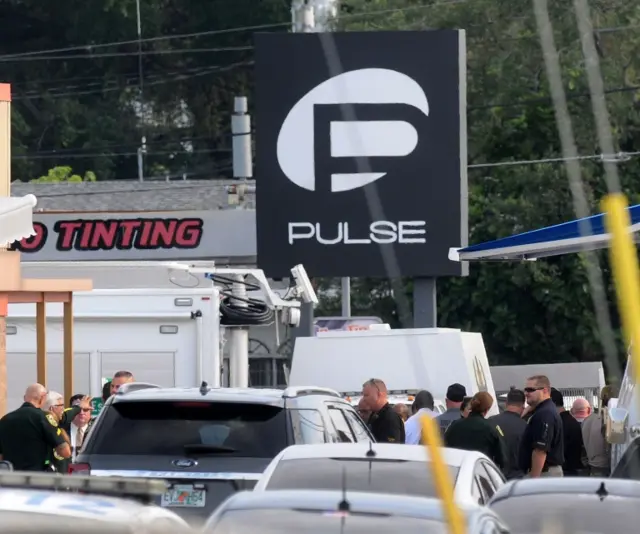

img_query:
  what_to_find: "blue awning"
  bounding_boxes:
[449,204,640,262]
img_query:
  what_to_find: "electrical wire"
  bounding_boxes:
[0,47,252,62]
[208,274,274,326]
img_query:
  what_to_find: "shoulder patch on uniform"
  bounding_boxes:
[46,413,58,427]
[496,424,504,437]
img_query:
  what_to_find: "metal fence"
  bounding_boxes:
[496,387,601,410]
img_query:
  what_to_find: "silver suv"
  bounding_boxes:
[72,382,374,523]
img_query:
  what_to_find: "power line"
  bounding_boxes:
[468,150,640,169]
[12,148,229,159]
[0,0,633,62]
[13,61,252,100]
[0,46,252,62]
[0,0,490,61]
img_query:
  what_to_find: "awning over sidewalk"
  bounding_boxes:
[0,194,37,246]
[449,204,640,262]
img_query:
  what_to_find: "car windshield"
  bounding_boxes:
[490,494,640,534]
[264,458,459,497]
[208,509,447,534]
[87,401,287,457]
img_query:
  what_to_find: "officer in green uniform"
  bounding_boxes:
[444,391,507,471]
[0,384,71,471]
[42,392,91,473]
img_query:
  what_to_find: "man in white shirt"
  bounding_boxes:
[66,393,93,462]
[404,390,436,444]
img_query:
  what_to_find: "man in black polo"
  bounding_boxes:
[0,384,71,471]
[519,375,564,477]
[489,387,527,479]
[361,378,405,443]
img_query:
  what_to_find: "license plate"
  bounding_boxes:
[161,485,206,508]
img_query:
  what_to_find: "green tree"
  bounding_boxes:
[1,0,290,181]
[319,0,640,371]
[30,166,96,183]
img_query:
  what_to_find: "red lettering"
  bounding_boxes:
[78,221,93,249]
[90,221,118,249]
[11,222,47,253]
[54,221,83,251]
[150,220,178,247]
[138,220,154,248]
[118,220,141,248]
[175,220,203,248]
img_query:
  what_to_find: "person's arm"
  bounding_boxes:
[59,406,81,427]
[386,412,405,443]
[493,426,508,470]
[528,414,554,478]
[41,414,72,459]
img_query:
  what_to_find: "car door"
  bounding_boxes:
[342,406,374,442]
[325,404,357,442]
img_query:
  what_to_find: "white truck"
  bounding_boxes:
[289,326,499,416]
[5,288,221,411]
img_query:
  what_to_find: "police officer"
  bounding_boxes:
[361,378,405,443]
[435,383,467,436]
[489,387,527,478]
[444,392,507,469]
[518,375,564,477]
[41,391,90,472]
[0,384,71,471]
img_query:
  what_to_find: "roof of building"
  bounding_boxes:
[10,179,256,212]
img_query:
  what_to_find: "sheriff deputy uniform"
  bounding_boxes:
[0,402,67,471]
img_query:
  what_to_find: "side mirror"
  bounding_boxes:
[606,407,629,444]
[0,461,13,471]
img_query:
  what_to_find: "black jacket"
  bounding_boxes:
[369,403,405,443]
[488,411,527,478]
[445,413,508,469]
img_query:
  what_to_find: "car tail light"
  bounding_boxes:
[68,462,91,475]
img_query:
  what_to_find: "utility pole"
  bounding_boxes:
[136,0,146,182]
[227,96,253,388]
[0,84,10,416]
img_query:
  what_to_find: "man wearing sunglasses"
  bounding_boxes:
[361,378,405,443]
[518,375,564,478]
[65,394,93,463]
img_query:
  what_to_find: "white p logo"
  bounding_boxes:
[276,68,430,193]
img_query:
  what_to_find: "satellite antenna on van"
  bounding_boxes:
[166,262,318,389]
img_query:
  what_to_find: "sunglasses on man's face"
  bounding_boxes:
[79,407,92,413]
[524,387,545,393]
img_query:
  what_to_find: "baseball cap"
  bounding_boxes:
[550,387,564,407]
[446,383,467,403]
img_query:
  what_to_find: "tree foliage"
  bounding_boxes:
[316,0,640,374]
[1,0,290,182]
[30,166,96,182]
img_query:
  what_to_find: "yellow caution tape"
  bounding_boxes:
[420,415,466,534]
[602,194,640,387]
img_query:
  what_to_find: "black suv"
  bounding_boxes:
[72,383,374,523]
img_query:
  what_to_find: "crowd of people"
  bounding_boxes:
[356,375,617,478]
[0,370,135,472]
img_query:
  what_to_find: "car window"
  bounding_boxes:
[87,401,288,457]
[471,477,484,505]
[342,408,372,442]
[327,407,355,442]
[264,458,459,498]
[209,509,448,534]
[474,463,496,500]
[481,461,505,487]
[290,409,327,444]
[489,494,640,534]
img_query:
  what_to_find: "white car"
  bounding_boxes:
[253,442,506,506]
[203,489,510,534]
[0,471,191,533]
